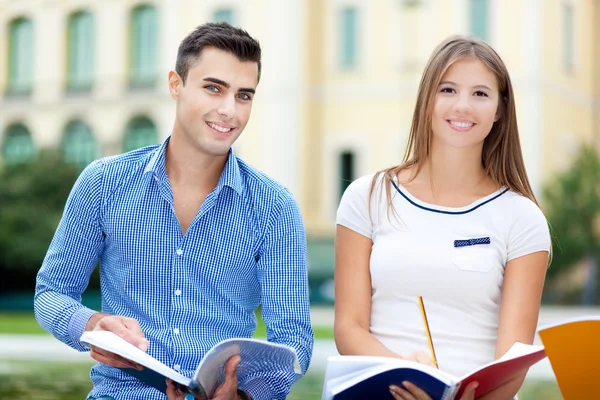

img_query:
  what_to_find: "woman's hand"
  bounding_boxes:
[402,349,435,367]
[389,381,479,400]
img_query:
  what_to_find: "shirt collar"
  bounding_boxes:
[144,136,243,195]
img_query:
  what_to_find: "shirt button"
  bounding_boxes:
[176,249,183,256]
[174,328,180,335]
[174,364,181,371]
[175,289,182,296]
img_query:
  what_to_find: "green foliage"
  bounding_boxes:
[0,151,78,275]
[543,145,600,276]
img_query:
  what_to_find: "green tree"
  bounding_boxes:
[0,151,78,292]
[543,144,600,303]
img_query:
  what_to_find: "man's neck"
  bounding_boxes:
[165,134,228,192]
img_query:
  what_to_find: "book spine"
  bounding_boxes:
[441,384,460,400]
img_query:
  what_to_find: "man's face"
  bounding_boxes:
[169,47,259,157]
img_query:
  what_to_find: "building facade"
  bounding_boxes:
[1,0,599,239]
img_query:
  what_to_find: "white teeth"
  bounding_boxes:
[449,121,473,128]
[208,122,232,133]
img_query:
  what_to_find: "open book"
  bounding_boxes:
[538,316,600,400]
[321,342,546,400]
[80,331,301,398]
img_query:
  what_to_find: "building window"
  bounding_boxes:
[563,4,574,73]
[123,116,158,152]
[213,8,234,25]
[67,11,95,92]
[339,151,355,199]
[62,120,96,168]
[2,123,35,165]
[7,18,34,95]
[469,0,488,42]
[130,4,158,87]
[340,7,358,69]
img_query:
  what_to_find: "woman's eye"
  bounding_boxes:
[474,91,488,97]
[440,87,455,94]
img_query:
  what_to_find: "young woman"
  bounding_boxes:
[334,35,551,400]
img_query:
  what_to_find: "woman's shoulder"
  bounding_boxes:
[498,189,549,228]
[343,173,381,197]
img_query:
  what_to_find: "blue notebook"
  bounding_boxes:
[81,330,301,397]
[322,343,546,400]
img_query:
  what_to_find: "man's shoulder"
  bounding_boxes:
[99,145,160,170]
[236,157,296,203]
[80,145,161,195]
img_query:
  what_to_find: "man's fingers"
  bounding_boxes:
[122,317,146,339]
[90,345,143,370]
[165,379,178,398]
[95,316,149,351]
[166,379,189,399]
[225,354,241,379]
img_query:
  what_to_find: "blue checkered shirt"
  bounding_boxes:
[34,137,314,400]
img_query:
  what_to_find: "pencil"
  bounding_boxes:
[418,296,439,369]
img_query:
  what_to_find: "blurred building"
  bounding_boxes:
[1,0,599,239]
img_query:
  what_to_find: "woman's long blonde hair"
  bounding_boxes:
[371,35,538,209]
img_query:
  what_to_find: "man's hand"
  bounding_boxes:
[211,355,242,400]
[86,313,149,370]
[165,355,244,400]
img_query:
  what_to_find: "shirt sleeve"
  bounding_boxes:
[241,189,314,400]
[336,174,377,238]
[34,160,105,351]
[507,196,551,262]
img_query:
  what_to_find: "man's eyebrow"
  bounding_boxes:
[439,80,492,91]
[202,77,255,94]
[203,77,230,88]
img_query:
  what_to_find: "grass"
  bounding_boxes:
[0,360,563,400]
[0,312,46,334]
[0,312,335,339]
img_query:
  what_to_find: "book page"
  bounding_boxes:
[498,342,545,362]
[323,355,454,384]
[80,331,190,386]
[193,338,300,397]
[323,361,456,400]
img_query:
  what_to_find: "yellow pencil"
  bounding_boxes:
[418,296,439,369]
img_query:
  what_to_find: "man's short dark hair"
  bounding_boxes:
[175,22,262,85]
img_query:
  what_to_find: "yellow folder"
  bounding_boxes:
[538,316,600,399]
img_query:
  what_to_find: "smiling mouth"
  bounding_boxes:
[447,120,474,128]
[446,120,475,131]
[206,122,234,133]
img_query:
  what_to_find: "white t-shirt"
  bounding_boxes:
[336,174,551,378]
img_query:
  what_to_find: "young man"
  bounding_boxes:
[34,22,313,400]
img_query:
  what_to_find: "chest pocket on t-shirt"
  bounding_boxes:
[452,245,495,272]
